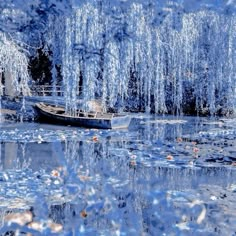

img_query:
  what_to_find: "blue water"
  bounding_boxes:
[0,115,236,235]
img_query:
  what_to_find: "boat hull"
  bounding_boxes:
[34,103,131,129]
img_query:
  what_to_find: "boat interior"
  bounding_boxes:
[38,103,115,119]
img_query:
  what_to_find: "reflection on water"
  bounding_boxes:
[0,116,236,234]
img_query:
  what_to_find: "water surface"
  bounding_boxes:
[0,115,236,235]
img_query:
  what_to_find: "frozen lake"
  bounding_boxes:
[0,115,236,235]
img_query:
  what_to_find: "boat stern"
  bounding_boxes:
[111,115,131,129]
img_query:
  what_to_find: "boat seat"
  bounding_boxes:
[76,109,98,118]
[88,112,97,118]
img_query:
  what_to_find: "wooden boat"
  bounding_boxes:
[34,102,131,129]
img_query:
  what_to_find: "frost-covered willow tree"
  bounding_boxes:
[1,0,235,115]
[57,1,236,115]
[0,33,31,96]
[0,0,72,97]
